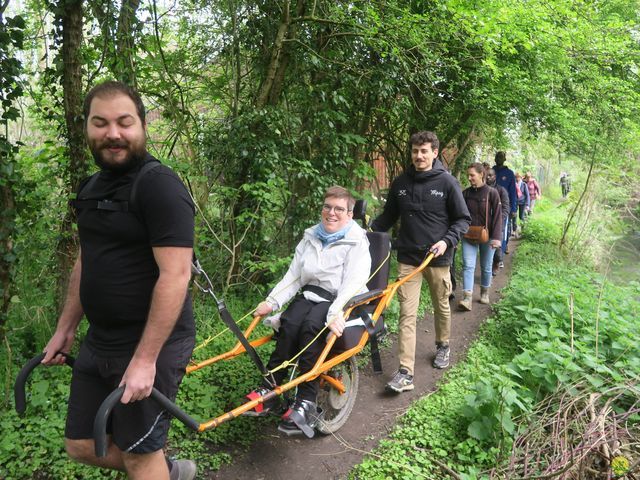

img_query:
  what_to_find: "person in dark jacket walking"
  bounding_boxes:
[458,163,503,310]
[493,151,517,254]
[486,168,510,275]
[371,131,470,390]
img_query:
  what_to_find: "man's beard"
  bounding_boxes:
[90,140,147,173]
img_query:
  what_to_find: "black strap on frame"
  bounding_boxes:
[192,258,275,386]
[215,299,275,386]
[352,304,384,374]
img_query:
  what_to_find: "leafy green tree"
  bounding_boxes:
[0,7,25,329]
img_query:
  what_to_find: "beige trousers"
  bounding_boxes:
[396,263,452,374]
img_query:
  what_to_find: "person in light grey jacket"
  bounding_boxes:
[245,186,371,437]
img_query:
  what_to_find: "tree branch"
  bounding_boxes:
[255,0,291,108]
[291,15,361,29]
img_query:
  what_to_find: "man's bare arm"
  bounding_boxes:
[119,246,193,403]
[42,253,84,365]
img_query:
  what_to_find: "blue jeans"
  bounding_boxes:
[501,215,511,254]
[461,238,496,291]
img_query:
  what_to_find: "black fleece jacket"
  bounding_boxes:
[371,161,471,267]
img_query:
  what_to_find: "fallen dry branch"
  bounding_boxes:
[491,381,640,479]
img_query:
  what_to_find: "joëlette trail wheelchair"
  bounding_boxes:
[15,200,435,454]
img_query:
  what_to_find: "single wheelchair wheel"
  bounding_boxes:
[315,356,359,435]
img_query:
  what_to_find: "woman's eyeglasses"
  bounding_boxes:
[322,204,350,215]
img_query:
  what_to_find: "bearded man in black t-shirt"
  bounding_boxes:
[42,81,196,480]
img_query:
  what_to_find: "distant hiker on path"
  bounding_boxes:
[524,172,541,213]
[514,172,530,235]
[486,167,510,276]
[560,172,571,198]
[493,151,517,253]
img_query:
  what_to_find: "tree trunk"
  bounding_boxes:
[115,0,140,86]
[255,0,291,109]
[55,0,86,308]
[560,155,596,250]
[445,123,476,176]
[268,0,306,105]
[0,180,15,331]
[440,110,474,151]
[0,8,24,330]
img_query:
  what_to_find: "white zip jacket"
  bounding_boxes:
[266,221,371,326]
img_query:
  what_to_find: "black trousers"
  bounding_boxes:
[266,296,330,402]
[518,203,527,222]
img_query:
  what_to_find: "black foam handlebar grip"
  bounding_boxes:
[94,386,200,457]
[14,352,74,415]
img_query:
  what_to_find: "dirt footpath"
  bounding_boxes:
[210,241,519,480]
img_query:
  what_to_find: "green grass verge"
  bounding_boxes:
[349,205,640,479]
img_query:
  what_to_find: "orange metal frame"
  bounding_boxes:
[185,253,434,432]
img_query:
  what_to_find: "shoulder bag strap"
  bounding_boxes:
[484,190,489,230]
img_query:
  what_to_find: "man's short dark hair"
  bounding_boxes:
[495,151,506,165]
[409,131,439,151]
[83,81,146,127]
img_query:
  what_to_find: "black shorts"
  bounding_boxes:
[65,336,194,454]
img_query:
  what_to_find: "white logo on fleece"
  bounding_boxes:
[430,189,444,197]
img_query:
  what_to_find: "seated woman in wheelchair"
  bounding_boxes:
[246,185,371,436]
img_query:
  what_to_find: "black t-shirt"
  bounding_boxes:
[76,156,195,355]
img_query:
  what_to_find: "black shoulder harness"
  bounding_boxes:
[71,160,161,213]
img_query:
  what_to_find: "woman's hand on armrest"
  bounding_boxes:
[255,301,273,317]
[327,312,345,338]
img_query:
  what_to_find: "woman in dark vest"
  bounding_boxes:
[458,163,503,310]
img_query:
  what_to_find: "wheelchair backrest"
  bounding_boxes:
[366,231,391,291]
[353,199,391,290]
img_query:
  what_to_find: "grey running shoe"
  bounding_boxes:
[385,368,414,393]
[169,459,196,480]
[278,398,321,438]
[432,343,450,369]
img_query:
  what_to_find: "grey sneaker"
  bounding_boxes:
[385,368,414,393]
[432,343,450,369]
[170,459,197,480]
